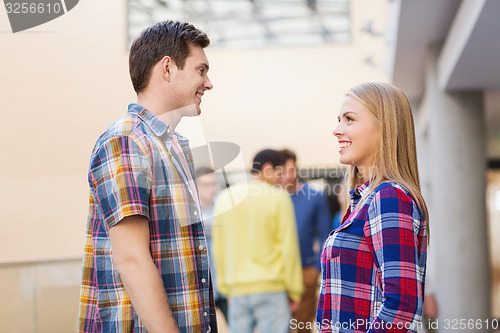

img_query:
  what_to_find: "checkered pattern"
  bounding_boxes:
[316,181,427,333]
[79,104,216,333]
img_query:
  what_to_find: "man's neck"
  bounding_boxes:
[200,200,213,210]
[252,173,271,186]
[137,95,183,131]
[286,181,302,194]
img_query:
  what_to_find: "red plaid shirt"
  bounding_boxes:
[316,181,427,332]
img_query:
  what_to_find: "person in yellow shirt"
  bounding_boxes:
[213,149,304,333]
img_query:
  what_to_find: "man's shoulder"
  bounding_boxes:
[92,113,152,153]
[216,181,288,205]
[217,181,249,200]
[257,182,293,206]
[293,183,326,200]
[98,113,144,140]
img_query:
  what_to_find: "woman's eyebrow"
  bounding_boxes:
[338,111,356,120]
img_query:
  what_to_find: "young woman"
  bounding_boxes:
[316,82,429,333]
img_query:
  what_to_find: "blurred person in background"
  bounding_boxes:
[279,149,331,333]
[420,249,438,333]
[78,21,217,333]
[331,175,348,231]
[196,166,229,323]
[213,149,303,333]
[317,82,428,332]
[422,284,438,333]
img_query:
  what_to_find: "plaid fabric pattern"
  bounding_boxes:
[79,104,217,333]
[316,181,427,333]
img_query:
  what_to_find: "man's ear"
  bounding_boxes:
[160,55,173,82]
[261,162,273,176]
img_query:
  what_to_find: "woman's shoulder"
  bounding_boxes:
[366,181,425,234]
[367,181,418,207]
[373,180,411,196]
[365,181,422,219]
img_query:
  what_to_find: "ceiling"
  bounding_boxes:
[390,0,500,158]
[390,0,460,103]
[128,0,351,49]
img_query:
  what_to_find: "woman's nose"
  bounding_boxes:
[333,123,343,137]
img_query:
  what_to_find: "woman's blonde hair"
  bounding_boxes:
[346,82,429,234]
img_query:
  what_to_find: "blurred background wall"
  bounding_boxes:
[389,1,500,331]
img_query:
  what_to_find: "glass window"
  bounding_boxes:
[127,0,350,49]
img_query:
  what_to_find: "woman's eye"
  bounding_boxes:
[346,116,353,121]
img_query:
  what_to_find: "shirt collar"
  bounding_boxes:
[128,103,180,141]
[349,179,371,199]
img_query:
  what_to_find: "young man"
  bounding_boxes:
[212,149,304,333]
[279,149,332,333]
[79,21,216,333]
[195,167,228,322]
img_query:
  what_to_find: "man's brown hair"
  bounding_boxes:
[280,148,297,162]
[129,20,210,93]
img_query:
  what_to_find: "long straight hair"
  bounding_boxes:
[346,82,429,236]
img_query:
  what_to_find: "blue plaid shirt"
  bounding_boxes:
[79,104,217,333]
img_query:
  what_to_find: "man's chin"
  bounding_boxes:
[178,104,199,117]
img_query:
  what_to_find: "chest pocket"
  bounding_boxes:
[325,217,366,262]
[323,232,342,261]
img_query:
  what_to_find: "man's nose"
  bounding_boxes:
[204,77,213,90]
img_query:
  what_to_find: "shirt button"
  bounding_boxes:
[201,278,206,283]
[203,312,208,317]
[199,245,204,250]
[193,211,198,216]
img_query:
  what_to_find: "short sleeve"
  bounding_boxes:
[316,194,333,270]
[89,135,151,229]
